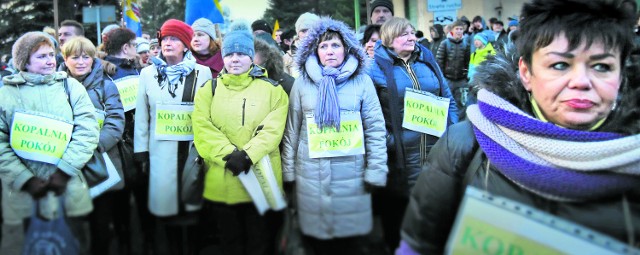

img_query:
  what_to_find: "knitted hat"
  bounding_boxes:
[474,32,489,46]
[295,12,320,33]
[251,19,273,35]
[222,20,254,58]
[371,0,394,16]
[12,32,55,71]
[508,19,519,27]
[102,24,120,35]
[192,18,217,40]
[135,37,150,53]
[150,38,159,47]
[160,19,193,47]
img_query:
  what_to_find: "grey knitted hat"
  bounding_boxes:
[192,18,217,40]
[295,12,320,33]
[12,32,55,71]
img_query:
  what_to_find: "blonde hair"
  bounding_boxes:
[61,37,96,59]
[380,17,415,48]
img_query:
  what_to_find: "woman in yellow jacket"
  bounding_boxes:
[192,21,289,255]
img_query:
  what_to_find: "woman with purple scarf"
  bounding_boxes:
[398,0,640,254]
[281,17,388,254]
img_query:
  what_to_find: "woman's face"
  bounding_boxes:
[317,37,345,68]
[519,34,621,130]
[26,45,56,75]
[161,36,186,60]
[223,53,252,75]
[391,26,416,57]
[191,31,211,55]
[64,51,93,77]
[364,32,379,58]
[150,45,160,57]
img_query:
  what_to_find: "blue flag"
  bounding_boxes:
[124,0,142,36]
[186,0,224,25]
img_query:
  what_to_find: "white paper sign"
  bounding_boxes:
[445,187,640,255]
[89,152,122,198]
[238,156,286,215]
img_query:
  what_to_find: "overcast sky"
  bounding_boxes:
[222,0,269,22]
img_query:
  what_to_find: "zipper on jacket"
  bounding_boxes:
[403,61,421,90]
[242,98,246,126]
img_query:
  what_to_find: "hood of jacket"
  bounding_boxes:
[295,17,368,82]
[219,64,270,91]
[2,71,67,87]
[471,43,640,135]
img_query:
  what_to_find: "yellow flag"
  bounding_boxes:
[272,20,280,39]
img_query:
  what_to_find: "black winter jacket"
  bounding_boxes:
[436,38,470,81]
[400,45,640,254]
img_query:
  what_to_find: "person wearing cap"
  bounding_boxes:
[136,37,151,67]
[508,19,519,32]
[134,18,212,255]
[190,17,224,77]
[149,38,160,57]
[281,16,387,254]
[371,0,394,25]
[284,12,320,77]
[467,31,495,81]
[0,31,99,254]
[192,20,288,255]
[59,36,126,255]
[103,27,157,255]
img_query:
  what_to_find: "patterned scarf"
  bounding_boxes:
[150,51,197,97]
[305,54,358,130]
[467,89,640,201]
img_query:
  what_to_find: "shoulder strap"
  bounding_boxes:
[211,78,218,97]
[181,70,199,103]
[64,78,71,106]
[461,148,485,196]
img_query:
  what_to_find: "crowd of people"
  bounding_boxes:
[0,0,639,254]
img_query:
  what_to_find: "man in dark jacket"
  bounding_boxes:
[436,20,470,118]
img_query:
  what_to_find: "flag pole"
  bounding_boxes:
[354,0,361,31]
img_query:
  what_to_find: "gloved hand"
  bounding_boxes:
[222,150,252,176]
[48,170,71,195]
[22,177,49,199]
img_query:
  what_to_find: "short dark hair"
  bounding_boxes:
[451,20,466,29]
[494,21,504,26]
[281,29,296,41]
[104,28,137,56]
[518,0,636,68]
[415,30,424,38]
[472,16,483,23]
[362,24,381,46]
[60,20,85,36]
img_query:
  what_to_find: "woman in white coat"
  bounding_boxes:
[133,19,212,255]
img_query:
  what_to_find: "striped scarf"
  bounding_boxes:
[467,89,640,201]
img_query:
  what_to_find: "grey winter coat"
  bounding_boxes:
[0,71,99,223]
[281,18,388,239]
[60,58,125,189]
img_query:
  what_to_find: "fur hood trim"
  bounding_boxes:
[295,17,368,81]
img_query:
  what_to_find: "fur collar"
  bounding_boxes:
[295,17,368,82]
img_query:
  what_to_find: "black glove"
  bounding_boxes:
[48,170,71,195]
[222,150,252,176]
[22,177,50,199]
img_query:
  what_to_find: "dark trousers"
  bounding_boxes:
[303,235,363,255]
[373,190,409,253]
[89,189,131,255]
[207,201,281,255]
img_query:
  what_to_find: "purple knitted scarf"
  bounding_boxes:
[467,89,640,201]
